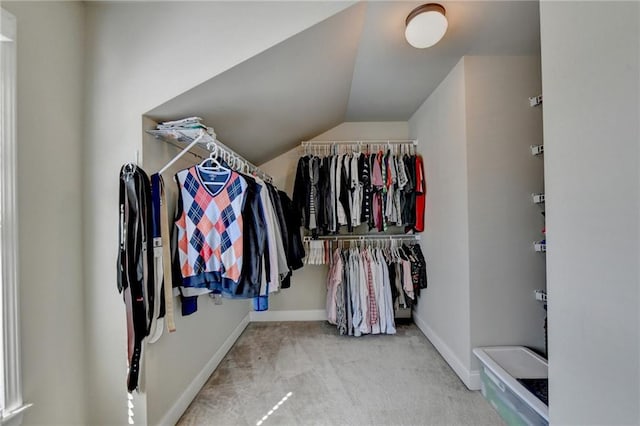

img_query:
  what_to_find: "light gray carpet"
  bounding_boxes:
[177,321,503,426]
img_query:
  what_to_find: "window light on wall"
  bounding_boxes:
[405,3,448,49]
[1,7,32,425]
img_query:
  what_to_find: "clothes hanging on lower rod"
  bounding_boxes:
[325,241,427,336]
[293,150,426,236]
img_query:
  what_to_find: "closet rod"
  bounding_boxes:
[303,234,420,242]
[147,128,273,182]
[300,139,417,146]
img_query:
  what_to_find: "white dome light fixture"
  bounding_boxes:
[405,3,448,49]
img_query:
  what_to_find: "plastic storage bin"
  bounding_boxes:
[473,346,548,426]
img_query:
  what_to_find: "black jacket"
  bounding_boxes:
[279,190,305,271]
[292,156,310,228]
[233,174,268,298]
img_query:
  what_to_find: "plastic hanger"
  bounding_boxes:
[199,143,223,171]
[393,241,401,262]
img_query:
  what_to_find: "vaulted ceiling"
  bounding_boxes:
[146,1,540,164]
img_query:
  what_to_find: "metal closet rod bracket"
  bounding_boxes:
[300,139,418,146]
[147,127,273,182]
[303,234,420,242]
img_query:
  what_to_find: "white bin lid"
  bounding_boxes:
[473,346,549,421]
[480,346,548,379]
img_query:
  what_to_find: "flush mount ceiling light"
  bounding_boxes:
[405,3,448,49]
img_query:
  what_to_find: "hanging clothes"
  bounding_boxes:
[174,165,248,293]
[293,149,425,235]
[232,173,268,298]
[117,164,155,392]
[292,156,310,231]
[166,151,298,317]
[278,190,305,288]
[148,173,167,343]
[117,119,305,391]
[414,155,426,233]
[324,241,427,337]
[149,173,177,337]
[168,154,301,316]
[402,154,417,232]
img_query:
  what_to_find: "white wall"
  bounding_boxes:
[259,121,409,312]
[540,2,640,424]
[2,2,85,424]
[409,56,545,389]
[465,56,546,361]
[408,59,473,384]
[83,2,353,424]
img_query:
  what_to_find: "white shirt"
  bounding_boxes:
[336,155,347,226]
[350,154,362,227]
[379,250,396,334]
[359,249,371,335]
[349,250,362,337]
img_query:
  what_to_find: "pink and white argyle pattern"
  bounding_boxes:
[175,167,247,284]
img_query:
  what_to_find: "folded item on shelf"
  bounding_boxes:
[157,122,209,130]
[157,116,202,128]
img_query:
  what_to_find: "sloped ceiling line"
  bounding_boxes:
[146,1,540,165]
[147,3,368,164]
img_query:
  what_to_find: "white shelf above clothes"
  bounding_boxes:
[301,139,417,145]
[146,127,272,182]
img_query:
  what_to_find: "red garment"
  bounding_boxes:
[415,155,426,232]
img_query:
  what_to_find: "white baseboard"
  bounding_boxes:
[468,370,480,390]
[413,312,480,391]
[249,309,326,322]
[158,313,250,426]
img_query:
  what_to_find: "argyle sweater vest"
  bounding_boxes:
[175,166,247,291]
